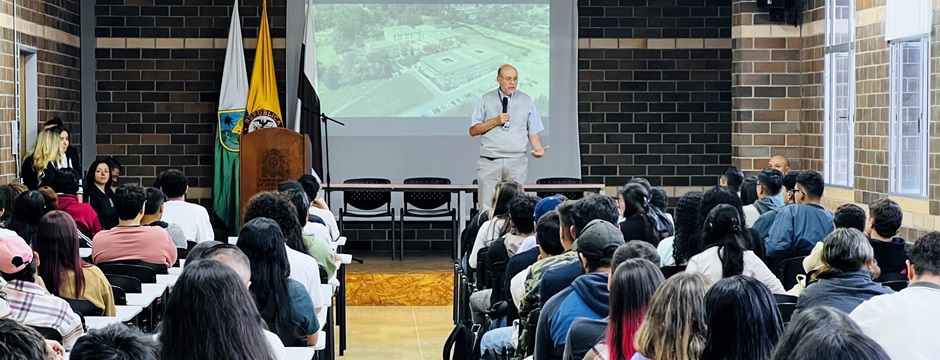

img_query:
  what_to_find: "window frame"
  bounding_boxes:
[888,36,930,197]
[823,0,856,188]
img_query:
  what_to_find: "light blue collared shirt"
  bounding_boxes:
[470,89,544,135]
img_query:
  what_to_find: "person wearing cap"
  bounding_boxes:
[534,219,624,360]
[516,195,565,254]
[0,229,84,349]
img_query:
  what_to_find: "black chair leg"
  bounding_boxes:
[390,209,397,261]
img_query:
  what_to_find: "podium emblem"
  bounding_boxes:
[246,109,283,134]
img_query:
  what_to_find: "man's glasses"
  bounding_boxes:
[500,76,518,83]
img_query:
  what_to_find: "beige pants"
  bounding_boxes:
[477,156,528,211]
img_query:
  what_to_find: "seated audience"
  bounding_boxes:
[298,175,341,241]
[740,176,758,207]
[236,217,318,347]
[510,210,563,309]
[5,190,48,245]
[771,306,887,360]
[270,189,338,280]
[103,157,122,189]
[470,195,539,324]
[143,187,187,249]
[534,220,629,359]
[833,203,866,233]
[538,195,621,308]
[865,198,908,277]
[765,170,834,263]
[851,231,940,359]
[92,184,177,268]
[71,323,158,360]
[767,155,791,174]
[618,184,663,246]
[742,168,784,227]
[51,168,101,238]
[659,191,703,266]
[502,195,539,257]
[517,195,565,254]
[0,317,52,360]
[470,181,524,269]
[21,127,66,190]
[83,160,117,230]
[696,186,765,261]
[795,228,892,314]
[648,187,674,227]
[186,240,222,262]
[782,329,889,360]
[34,211,116,316]
[719,166,745,194]
[687,204,784,293]
[700,276,783,360]
[158,259,288,360]
[566,242,663,360]
[244,192,324,318]
[154,170,213,243]
[0,185,16,226]
[631,272,712,360]
[752,170,802,239]
[0,229,83,348]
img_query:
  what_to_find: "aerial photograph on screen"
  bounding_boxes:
[313,4,550,117]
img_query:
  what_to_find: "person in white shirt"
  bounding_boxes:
[298,175,341,241]
[155,170,213,243]
[686,204,784,294]
[851,231,940,359]
[468,181,524,269]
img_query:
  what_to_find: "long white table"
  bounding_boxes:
[84,305,143,329]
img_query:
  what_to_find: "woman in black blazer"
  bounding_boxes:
[84,159,118,229]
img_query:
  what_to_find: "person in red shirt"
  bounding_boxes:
[91,184,177,268]
[51,168,101,239]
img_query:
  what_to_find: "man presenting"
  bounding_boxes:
[470,64,547,211]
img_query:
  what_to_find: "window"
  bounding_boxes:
[823,0,855,187]
[889,37,929,196]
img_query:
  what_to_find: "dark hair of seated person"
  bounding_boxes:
[71,323,159,360]
[159,259,278,360]
[0,318,47,360]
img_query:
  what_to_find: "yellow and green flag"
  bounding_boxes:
[214,0,248,232]
[244,0,283,133]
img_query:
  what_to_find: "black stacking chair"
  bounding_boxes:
[105,274,142,293]
[98,259,167,275]
[774,294,798,325]
[30,326,63,342]
[400,177,457,260]
[881,280,909,291]
[536,177,584,200]
[65,299,104,317]
[338,178,395,259]
[778,256,807,290]
[98,263,158,283]
[111,286,127,306]
[660,265,686,279]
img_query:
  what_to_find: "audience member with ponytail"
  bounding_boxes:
[469,180,525,269]
[686,204,784,293]
[618,183,663,246]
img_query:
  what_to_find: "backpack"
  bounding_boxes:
[648,209,675,241]
[485,238,510,305]
[462,212,490,258]
[443,320,477,360]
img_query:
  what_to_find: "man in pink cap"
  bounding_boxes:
[0,228,84,349]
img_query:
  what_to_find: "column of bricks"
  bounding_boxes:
[731,0,803,173]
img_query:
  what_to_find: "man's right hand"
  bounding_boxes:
[498,113,510,125]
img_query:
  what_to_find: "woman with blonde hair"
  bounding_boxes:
[632,272,712,360]
[21,127,67,190]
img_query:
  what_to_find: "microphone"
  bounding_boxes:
[501,97,509,130]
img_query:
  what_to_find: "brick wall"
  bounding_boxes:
[0,1,81,183]
[730,0,803,172]
[730,0,940,240]
[578,0,734,187]
[94,0,288,207]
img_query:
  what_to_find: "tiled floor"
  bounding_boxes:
[339,306,453,359]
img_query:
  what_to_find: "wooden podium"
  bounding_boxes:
[239,127,312,215]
